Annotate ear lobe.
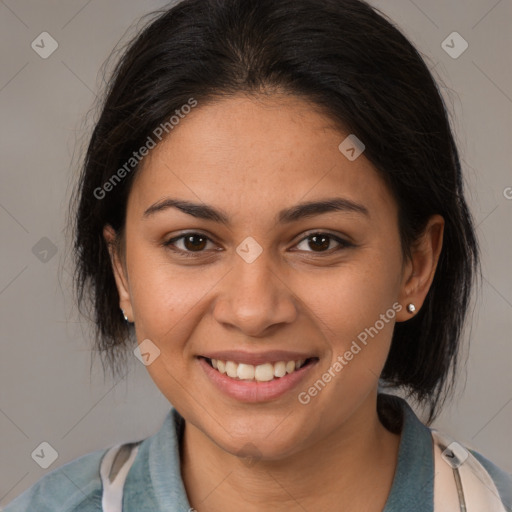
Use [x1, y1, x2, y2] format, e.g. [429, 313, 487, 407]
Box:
[103, 224, 133, 320]
[396, 215, 444, 322]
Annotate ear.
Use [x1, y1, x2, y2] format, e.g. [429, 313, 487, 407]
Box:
[103, 224, 133, 322]
[395, 214, 444, 322]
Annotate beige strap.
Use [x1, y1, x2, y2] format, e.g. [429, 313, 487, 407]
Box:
[431, 429, 507, 512]
[432, 434, 462, 511]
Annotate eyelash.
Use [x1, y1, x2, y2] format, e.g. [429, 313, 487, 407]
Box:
[162, 231, 354, 258]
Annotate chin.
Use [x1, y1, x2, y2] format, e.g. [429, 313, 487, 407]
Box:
[201, 414, 313, 461]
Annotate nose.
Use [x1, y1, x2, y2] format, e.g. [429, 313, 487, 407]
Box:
[212, 251, 298, 338]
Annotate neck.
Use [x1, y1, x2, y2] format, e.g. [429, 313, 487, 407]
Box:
[180, 392, 401, 512]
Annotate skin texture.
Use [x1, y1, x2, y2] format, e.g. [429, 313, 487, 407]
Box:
[104, 93, 444, 511]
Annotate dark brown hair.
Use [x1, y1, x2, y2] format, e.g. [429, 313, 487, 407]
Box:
[70, 0, 480, 422]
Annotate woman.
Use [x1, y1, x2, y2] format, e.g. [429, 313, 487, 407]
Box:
[4, 0, 511, 510]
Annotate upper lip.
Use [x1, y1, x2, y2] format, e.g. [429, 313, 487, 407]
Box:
[199, 350, 317, 366]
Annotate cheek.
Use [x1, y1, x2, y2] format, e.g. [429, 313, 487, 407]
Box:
[295, 246, 403, 372]
[126, 244, 209, 337]
[125, 246, 215, 409]
[289, 263, 401, 429]
[303, 260, 400, 334]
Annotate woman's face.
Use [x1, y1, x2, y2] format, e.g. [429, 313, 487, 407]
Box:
[107, 93, 428, 460]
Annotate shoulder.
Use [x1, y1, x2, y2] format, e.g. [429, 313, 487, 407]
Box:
[380, 394, 511, 509]
[2, 414, 173, 512]
[3, 446, 108, 512]
[468, 447, 512, 508]
[431, 428, 512, 510]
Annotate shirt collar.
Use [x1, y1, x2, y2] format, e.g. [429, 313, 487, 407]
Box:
[122, 408, 190, 511]
[124, 393, 434, 511]
[381, 394, 434, 511]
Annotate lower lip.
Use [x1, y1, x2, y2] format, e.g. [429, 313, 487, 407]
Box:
[198, 357, 317, 403]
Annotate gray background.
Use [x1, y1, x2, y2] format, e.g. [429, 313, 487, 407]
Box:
[1, 0, 511, 505]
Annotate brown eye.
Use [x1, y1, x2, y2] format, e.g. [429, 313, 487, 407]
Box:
[307, 234, 330, 251]
[182, 234, 208, 251]
[295, 232, 353, 253]
[163, 232, 216, 256]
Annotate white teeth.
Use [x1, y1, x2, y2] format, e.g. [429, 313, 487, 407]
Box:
[254, 363, 274, 382]
[274, 361, 286, 378]
[237, 363, 255, 380]
[207, 358, 309, 382]
[216, 360, 226, 374]
[225, 361, 238, 378]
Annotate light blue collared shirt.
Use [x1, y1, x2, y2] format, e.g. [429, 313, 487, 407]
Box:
[4, 394, 511, 511]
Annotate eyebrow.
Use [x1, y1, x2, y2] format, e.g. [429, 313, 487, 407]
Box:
[143, 197, 370, 224]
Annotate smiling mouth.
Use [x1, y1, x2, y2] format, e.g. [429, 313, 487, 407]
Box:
[200, 356, 318, 382]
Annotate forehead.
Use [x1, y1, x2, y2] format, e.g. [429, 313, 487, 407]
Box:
[128, 93, 396, 224]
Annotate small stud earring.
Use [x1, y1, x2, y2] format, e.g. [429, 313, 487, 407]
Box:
[406, 303, 416, 314]
[121, 308, 129, 322]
